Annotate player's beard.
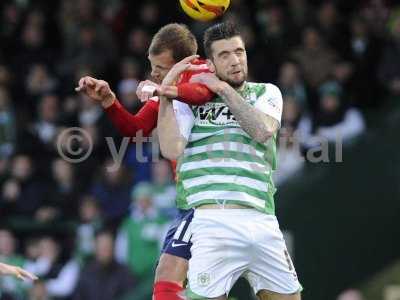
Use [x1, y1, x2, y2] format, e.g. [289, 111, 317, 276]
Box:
[218, 69, 247, 89]
[152, 77, 162, 84]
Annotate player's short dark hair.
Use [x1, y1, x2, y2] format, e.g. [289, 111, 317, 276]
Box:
[149, 23, 198, 62]
[203, 22, 241, 59]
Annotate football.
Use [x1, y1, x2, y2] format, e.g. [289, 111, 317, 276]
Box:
[179, 0, 230, 22]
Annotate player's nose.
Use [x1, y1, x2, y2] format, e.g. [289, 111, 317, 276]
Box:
[230, 55, 240, 66]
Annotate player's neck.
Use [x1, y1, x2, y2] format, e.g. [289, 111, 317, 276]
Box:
[235, 81, 246, 91]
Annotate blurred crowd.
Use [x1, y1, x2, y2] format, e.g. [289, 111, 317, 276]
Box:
[0, 0, 400, 299]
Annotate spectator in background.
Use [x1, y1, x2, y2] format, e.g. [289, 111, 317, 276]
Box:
[29, 281, 51, 300]
[33, 94, 60, 147]
[14, 14, 53, 80]
[378, 9, 400, 104]
[124, 140, 154, 183]
[124, 27, 151, 64]
[116, 57, 141, 112]
[274, 98, 304, 186]
[0, 155, 49, 217]
[257, 5, 287, 46]
[0, 157, 8, 185]
[33, 159, 79, 222]
[0, 86, 15, 158]
[77, 93, 103, 127]
[74, 229, 135, 300]
[22, 64, 58, 121]
[16, 93, 60, 159]
[117, 78, 140, 113]
[337, 289, 364, 300]
[0, 229, 28, 299]
[25, 64, 58, 101]
[281, 95, 304, 133]
[75, 196, 102, 263]
[292, 26, 338, 89]
[30, 237, 63, 279]
[24, 237, 49, 277]
[359, 0, 390, 38]
[26, 236, 80, 300]
[139, 1, 161, 32]
[91, 159, 132, 223]
[0, 2, 23, 56]
[0, 64, 12, 87]
[151, 159, 177, 219]
[286, 0, 312, 38]
[347, 15, 381, 107]
[119, 56, 141, 83]
[15, 94, 61, 168]
[115, 182, 168, 278]
[1, 178, 20, 217]
[255, 4, 289, 80]
[42, 238, 80, 300]
[278, 61, 308, 108]
[61, 22, 116, 78]
[298, 81, 365, 148]
[316, 2, 347, 56]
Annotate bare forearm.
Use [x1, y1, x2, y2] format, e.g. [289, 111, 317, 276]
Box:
[157, 97, 186, 159]
[0, 263, 7, 275]
[217, 84, 278, 143]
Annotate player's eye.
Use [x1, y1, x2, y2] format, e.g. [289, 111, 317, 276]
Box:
[235, 49, 244, 55]
[221, 53, 229, 60]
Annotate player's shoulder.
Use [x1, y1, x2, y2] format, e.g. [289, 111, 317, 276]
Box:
[247, 82, 282, 98]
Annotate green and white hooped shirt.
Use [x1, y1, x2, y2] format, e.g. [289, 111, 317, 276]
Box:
[173, 82, 283, 214]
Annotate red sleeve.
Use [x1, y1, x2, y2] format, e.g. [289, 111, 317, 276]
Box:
[176, 58, 215, 105]
[177, 82, 214, 105]
[170, 160, 177, 182]
[104, 99, 159, 137]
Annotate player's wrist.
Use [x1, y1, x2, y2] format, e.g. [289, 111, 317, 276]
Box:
[215, 81, 230, 95]
[160, 85, 178, 98]
[101, 93, 116, 109]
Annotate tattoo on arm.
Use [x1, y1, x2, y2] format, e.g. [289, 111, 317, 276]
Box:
[218, 85, 278, 143]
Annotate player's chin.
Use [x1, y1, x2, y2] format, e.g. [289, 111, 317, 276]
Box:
[151, 76, 162, 84]
[153, 79, 162, 85]
[227, 77, 245, 88]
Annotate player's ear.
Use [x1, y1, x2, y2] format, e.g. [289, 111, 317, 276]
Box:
[206, 59, 215, 73]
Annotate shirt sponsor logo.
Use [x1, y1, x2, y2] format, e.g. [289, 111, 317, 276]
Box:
[196, 103, 237, 126]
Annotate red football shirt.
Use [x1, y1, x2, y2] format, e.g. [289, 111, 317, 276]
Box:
[104, 58, 213, 175]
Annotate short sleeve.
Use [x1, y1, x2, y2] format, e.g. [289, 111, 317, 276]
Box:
[172, 100, 195, 141]
[254, 83, 283, 124]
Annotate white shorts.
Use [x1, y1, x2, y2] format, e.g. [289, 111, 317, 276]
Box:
[187, 209, 301, 298]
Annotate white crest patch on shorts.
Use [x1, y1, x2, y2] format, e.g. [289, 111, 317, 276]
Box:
[197, 272, 211, 287]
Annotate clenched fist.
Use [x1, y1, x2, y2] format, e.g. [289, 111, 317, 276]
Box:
[76, 76, 116, 108]
[136, 80, 180, 101]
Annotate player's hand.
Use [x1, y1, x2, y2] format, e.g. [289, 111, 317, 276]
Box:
[75, 76, 116, 108]
[189, 73, 226, 94]
[0, 262, 38, 281]
[162, 55, 203, 86]
[136, 80, 160, 102]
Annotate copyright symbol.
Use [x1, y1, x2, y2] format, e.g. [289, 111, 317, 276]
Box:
[56, 127, 93, 163]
